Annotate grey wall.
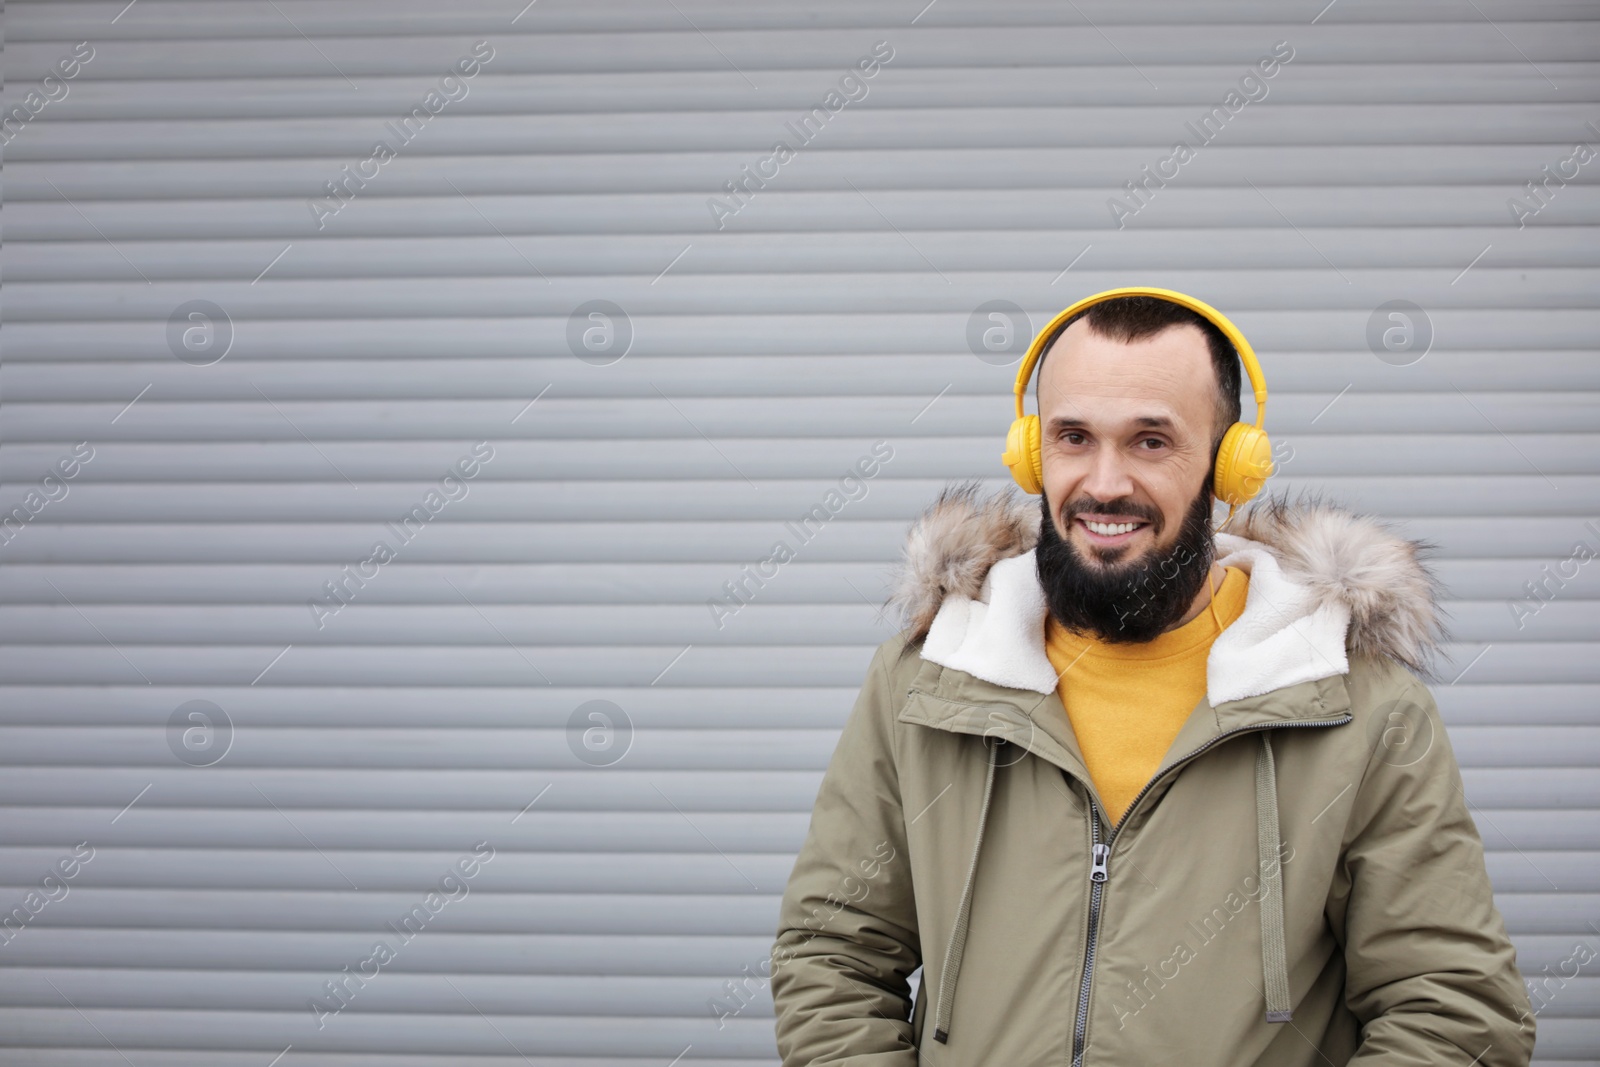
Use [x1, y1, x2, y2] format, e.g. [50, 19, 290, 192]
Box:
[2, 1, 1598, 1063]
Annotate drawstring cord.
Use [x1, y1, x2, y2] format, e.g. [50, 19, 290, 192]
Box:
[931, 733, 1002, 1044]
[927, 720, 1294, 1043]
[1215, 501, 1293, 1022]
[1256, 730, 1294, 1022]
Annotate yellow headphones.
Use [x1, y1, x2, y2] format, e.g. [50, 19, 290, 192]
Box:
[1001, 286, 1274, 510]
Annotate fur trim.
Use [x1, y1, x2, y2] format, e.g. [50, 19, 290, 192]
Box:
[887, 481, 1450, 681]
[1228, 488, 1451, 680]
[885, 482, 1040, 645]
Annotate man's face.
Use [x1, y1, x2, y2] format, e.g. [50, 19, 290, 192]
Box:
[1033, 318, 1221, 642]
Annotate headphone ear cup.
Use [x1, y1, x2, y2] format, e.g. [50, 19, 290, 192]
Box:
[1214, 422, 1274, 506]
[1002, 415, 1044, 494]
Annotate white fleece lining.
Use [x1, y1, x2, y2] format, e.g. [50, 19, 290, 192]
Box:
[920, 532, 1353, 706]
[921, 552, 1054, 694]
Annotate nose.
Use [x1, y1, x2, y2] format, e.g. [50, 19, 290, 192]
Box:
[1078, 441, 1135, 505]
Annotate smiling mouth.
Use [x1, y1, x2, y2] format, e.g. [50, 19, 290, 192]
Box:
[1075, 516, 1151, 546]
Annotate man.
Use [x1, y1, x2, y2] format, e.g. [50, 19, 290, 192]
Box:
[768, 291, 1534, 1065]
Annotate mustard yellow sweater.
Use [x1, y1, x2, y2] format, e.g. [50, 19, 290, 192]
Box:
[1043, 565, 1250, 827]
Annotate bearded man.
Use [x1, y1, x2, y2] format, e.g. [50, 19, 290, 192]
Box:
[768, 290, 1534, 1066]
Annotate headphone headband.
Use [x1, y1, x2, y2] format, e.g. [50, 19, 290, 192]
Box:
[1012, 286, 1268, 429]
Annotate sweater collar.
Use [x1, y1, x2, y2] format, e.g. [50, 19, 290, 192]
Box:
[1043, 562, 1249, 665]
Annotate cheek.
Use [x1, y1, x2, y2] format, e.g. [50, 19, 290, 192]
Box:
[1144, 477, 1207, 536]
[1039, 483, 1073, 536]
[1043, 473, 1084, 526]
[1040, 447, 1086, 492]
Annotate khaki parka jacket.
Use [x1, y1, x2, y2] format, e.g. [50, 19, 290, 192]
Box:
[770, 485, 1534, 1066]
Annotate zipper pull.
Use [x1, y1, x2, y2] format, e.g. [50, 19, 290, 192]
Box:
[1090, 842, 1111, 883]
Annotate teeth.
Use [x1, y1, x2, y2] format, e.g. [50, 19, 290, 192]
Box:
[1084, 520, 1143, 536]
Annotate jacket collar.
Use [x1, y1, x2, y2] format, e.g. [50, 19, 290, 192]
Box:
[900, 648, 1354, 785]
[888, 482, 1450, 708]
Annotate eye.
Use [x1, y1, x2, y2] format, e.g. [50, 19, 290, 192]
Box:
[1138, 437, 1166, 450]
[1061, 431, 1086, 445]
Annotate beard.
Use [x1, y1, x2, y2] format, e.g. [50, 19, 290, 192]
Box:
[1035, 477, 1218, 644]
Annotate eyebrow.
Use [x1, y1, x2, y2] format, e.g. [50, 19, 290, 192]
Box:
[1044, 415, 1177, 432]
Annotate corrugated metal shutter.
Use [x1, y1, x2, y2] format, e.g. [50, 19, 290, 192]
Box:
[2, 1, 1596, 1062]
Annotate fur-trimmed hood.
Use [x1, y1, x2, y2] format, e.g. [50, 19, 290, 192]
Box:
[887, 482, 1451, 704]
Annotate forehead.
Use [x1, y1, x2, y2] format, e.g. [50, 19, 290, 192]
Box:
[1036, 318, 1215, 427]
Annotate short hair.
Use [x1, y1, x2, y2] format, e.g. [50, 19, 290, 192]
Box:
[1033, 295, 1243, 460]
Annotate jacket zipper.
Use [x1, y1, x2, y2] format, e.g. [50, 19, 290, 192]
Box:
[1066, 714, 1351, 1066]
[1070, 808, 1110, 1067]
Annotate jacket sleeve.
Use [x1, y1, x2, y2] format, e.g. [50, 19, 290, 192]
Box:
[769, 637, 922, 1065]
[1330, 670, 1536, 1066]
